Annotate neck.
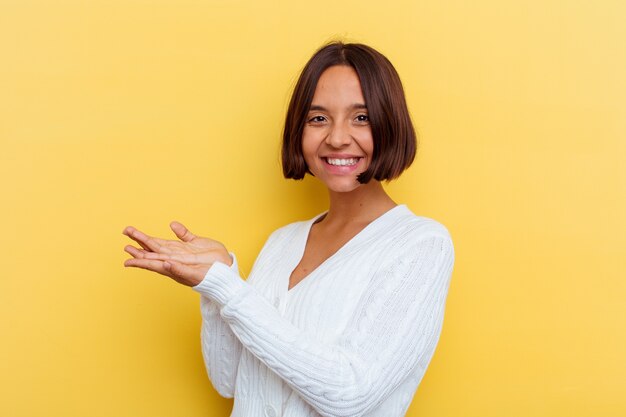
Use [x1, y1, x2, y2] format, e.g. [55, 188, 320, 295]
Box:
[324, 181, 397, 225]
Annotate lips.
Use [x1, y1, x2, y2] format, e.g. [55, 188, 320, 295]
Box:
[324, 157, 360, 166]
[321, 156, 363, 174]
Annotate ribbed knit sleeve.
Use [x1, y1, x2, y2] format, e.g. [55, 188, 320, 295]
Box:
[194, 233, 454, 417]
[196, 253, 243, 398]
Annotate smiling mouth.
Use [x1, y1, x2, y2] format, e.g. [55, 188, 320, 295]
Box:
[323, 157, 361, 166]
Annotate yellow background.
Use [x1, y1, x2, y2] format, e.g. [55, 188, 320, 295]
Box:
[1, 0, 624, 416]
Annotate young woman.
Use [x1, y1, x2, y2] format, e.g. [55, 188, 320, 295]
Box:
[123, 42, 455, 417]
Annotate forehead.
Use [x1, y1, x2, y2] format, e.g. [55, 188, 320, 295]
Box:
[311, 65, 365, 105]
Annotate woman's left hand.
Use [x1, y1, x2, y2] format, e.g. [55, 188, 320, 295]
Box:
[122, 221, 232, 287]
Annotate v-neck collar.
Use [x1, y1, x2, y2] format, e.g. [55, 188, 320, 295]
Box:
[284, 204, 409, 294]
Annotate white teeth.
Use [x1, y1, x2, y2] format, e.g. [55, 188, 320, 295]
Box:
[326, 157, 359, 166]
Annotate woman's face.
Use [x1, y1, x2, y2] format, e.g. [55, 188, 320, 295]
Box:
[302, 65, 374, 193]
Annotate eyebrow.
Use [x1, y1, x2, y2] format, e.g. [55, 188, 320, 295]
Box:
[309, 103, 367, 111]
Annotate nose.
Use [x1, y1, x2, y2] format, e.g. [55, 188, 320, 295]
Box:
[325, 121, 352, 148]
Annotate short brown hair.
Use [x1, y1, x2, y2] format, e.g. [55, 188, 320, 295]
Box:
[282, 42, 417, 183]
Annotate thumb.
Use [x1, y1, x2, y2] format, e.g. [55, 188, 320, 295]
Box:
[170, 221, 196, 242]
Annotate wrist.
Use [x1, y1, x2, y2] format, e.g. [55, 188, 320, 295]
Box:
[223, 253, 233, 267]
[217, 252, 233, 267]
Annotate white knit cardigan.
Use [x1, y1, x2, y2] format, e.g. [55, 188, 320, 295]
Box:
[192, 205, 455, 417]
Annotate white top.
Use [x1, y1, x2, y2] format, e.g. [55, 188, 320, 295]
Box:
[192, 205, 455, 417]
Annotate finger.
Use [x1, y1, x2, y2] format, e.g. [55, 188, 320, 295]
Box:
[124, 258, 170, 276]
[123, 226, 161, 251]
[142, 252, 202, 263]
[124, 245, 149, 259]
[146, 251, 211, 264]
[123, 226, 172, 254]
[140, 250, 205, 264]
[123, 227, 151, 251]
[125, 246, 180, 260]
[170, 221, 197, 242]
[142, 252, 174, 261]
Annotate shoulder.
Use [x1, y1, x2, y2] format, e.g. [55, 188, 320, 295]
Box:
[380, 211, 455, 291]
[377, 206, 455, 268]
[386, 205, 453, 244]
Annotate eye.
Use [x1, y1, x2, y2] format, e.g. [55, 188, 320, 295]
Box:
[355, 114, 369, 123]
[307, 115, 327, 123]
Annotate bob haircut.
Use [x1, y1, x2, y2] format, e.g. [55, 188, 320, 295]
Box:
[282, 41, 417, 184]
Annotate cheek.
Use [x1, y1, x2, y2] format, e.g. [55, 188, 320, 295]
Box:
[356, 132, 375, 158]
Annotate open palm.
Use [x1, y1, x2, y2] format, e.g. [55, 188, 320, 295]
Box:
[123, 221, 231, 287]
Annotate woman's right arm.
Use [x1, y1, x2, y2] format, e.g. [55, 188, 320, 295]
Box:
[200, 293, 242, 398]
[198, 238, 275, 398]
[200, 224, 281, 398]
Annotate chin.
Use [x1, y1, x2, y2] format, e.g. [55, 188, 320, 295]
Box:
[324, 179, 364, 193]
[310, 166, 370, 193]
